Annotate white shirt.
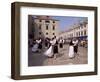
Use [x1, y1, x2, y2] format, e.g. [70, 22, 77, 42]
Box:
[73, 40, 78, 46]
[52, 39, 57, 45]
[36, 39, 41, 44]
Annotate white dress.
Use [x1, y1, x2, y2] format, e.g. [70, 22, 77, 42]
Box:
[32, 44, 38, 52]
[68, 46, 74, 58]
[44, 46, 53, 57]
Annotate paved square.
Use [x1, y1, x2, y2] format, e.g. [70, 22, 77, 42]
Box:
[28, 44, 87, 66]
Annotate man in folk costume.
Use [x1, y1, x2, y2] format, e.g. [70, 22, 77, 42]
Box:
[73, 38, 79, 55]
[52, 36, 59, 59]
[36, 38, 42, 52]
[59, 37, 64, 48]
[58, 37, 64, 55]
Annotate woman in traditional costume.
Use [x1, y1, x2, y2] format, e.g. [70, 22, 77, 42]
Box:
[44, 39, 53, 57]
[32, 40, 38, 52]
[36, 38, 42, 52]
[68, 40, 74, 58]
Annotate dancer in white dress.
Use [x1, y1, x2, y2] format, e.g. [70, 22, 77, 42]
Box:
[68, 40, 74, 58]
[44, 40, 53, 57]
[32, 40, 38, 52]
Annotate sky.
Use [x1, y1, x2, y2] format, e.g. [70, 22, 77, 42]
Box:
[31, 15, 87, 32]
[52, 16, 87, 31]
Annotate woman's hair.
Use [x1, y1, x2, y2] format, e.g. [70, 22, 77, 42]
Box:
[54, 36, 56, 39]
[52, 37, 54, 40]
[69, 40, 73, 45]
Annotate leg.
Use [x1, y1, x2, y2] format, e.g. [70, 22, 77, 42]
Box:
[54, 54, 56, 59]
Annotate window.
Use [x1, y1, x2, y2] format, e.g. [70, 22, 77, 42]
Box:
[53, 21, 55, 23]
[72, 34, 73, 37]
[46, 32, 48, 35]
[84, 30, 86, 36]
[39, 32, 41, 35]
[76, 32, 78, 37]
[46, 25, 48, 30]
[46, 16, 49, 18]
[39, 20, 42, 22]
[39, 25, 41, 29]
[53, 25, 55, 30]
[79, 32, 80, 36]
[45, 20, 50, 23]
[70, 34, 71, 37]
[83, 22, 87, 27]
[81, 31, 83, 36]
[70, 34, 73, 37]
[53, 33, 55, 35]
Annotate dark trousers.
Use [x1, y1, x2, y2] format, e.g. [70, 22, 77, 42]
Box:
[59, 43, 63, 48]
[74, 46, 78, 53]
[53, 45, 58, 54]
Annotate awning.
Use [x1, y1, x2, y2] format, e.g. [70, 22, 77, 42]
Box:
[78, 36, 87, 40]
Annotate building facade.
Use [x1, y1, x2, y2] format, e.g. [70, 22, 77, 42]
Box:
[59, 20, 88, 40]
[28, 16, 59, 39]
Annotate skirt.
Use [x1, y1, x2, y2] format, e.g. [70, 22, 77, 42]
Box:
[32, 44, 38, 52]
[44, 46, 53, 57]
[74, 46, 78, 53]
[68, 46, 74, 58]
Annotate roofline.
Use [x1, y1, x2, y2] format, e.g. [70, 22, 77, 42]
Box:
[33, 18, 59, 21]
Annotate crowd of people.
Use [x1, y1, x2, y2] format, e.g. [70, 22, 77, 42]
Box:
[28, 36, 79, 59]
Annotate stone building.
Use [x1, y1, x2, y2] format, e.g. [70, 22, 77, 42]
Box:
[28, 15, 59, 39]
[59, 19, 88, 40]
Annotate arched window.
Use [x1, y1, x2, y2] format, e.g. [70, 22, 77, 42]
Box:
[46, 25, 48, 30]
[53, 33, 55, 35]
[53, 25, 55, 30]
[84, 30, 86, 36]
[81, 31, 83, 36]
[46, 32, 48, 35]
[39, 32, 41, 35]
[39, 25, 41, 30]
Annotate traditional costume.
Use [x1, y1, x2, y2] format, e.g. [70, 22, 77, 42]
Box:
[59, 39, 64, 48]
[52, 39, 58, 54]
[36, 39, 42, 50]
[73, 40, 78, 53]
[44, 40, 53, 57]
[68, 40, 74, 58]
[32, 43, 38, 52]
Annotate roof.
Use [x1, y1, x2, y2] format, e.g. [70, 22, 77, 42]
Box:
[32, 16, 59, 21]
